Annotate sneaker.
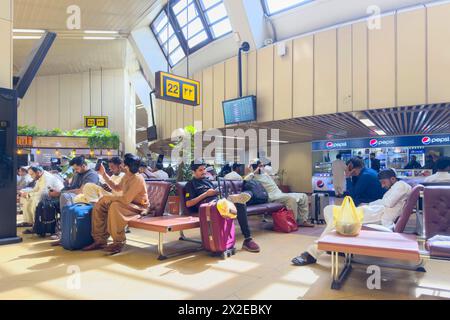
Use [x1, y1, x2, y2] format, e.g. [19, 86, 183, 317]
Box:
[228, 192, 251, 205]
[242, 239, 260, 253]
[298, 221, 315, 228]
[291, 252, 317, 266]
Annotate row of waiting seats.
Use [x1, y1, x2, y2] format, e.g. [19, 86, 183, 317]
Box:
[131, 179, 450, 261]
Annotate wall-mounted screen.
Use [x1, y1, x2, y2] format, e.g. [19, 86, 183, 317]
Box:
[222, 95, 257, 125]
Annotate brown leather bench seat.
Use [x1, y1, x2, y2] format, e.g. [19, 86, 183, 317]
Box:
[128, 181, 202, 260]
[176, 180, 285, 216]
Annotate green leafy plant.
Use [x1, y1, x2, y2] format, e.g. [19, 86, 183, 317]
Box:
[17, 126, 120, 150]
[169, 125, 197, 182]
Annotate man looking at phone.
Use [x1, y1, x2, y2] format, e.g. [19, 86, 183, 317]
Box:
[83, 154, 149, 254]
[184, 161, 261, 253]
[49, 156, 100, 208]
[245, 159, 314, 228]
[74, 157, 125, 203]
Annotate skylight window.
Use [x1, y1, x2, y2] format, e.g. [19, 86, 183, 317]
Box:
[263, 0, 313, 15]
[151, 0, 233, 66]
[151, 9, 186, 67]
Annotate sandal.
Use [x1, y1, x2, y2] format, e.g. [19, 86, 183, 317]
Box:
[291, 252, 317, 266]
[103, 243, 124, 255]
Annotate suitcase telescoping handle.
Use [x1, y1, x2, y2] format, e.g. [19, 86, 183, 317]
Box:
[217, 177, 228, 199]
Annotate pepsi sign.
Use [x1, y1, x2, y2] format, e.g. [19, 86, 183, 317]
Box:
[312, 133, 450, 151]
[421, 136, 431, 145]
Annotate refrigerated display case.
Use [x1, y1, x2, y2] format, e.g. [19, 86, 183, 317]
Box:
[386, 148, 409, 169]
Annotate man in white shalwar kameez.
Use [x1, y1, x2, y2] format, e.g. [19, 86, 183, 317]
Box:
[292, 169, 412, 266]
[331, 154, 347, 197]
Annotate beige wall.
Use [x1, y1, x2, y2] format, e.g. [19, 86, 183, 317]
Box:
[156, 2, 450, 140]
[18, 69, 135, 152]
[0, 0, 12, 89]
[279, 142, 313, 194]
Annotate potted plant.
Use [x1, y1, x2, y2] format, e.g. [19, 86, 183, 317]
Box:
[166, 125, 197, 215]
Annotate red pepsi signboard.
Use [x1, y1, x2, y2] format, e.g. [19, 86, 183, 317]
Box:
[312, 134, 450, 151]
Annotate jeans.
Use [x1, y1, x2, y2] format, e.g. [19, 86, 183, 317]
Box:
[235, 203, 252, 240]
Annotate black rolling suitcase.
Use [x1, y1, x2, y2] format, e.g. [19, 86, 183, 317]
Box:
[33, 196, 58, 237]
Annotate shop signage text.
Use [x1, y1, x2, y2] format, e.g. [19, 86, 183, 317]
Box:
[312, 134, 450, 151]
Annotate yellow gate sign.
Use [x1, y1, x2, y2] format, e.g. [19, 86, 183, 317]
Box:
[84, 116, 108, 128]
[155, 71, 200, 106]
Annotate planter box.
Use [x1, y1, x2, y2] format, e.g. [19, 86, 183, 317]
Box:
[168, 195, 181, 215]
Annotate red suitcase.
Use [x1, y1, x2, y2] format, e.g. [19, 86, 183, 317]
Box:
[198, 178, 236, 258]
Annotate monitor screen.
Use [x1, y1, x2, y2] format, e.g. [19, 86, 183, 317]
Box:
[222, 95, 256, 125]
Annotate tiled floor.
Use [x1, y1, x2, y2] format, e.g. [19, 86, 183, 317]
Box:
[1, 214, 449, 300]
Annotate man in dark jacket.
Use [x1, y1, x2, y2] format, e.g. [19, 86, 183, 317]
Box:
[347, 158, 385, 206]
[404, 155, 422, 169]
[370, 153, 381, 172]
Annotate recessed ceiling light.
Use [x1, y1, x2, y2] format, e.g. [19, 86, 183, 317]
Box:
[83, 36, 116, 40]
[84, 30, 119, 34]
[359, 118, 376, 127]
[13, 35, 42, 40]
[13, 29, 45, 33]
[375, 130, 387, 136]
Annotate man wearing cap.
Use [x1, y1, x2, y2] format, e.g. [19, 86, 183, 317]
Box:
[292, 169, 412, 266]
[245, 159, 314, 228]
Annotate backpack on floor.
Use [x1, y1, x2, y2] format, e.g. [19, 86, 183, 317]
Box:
[33, 196, 58, 237]
[243, 180, 269, 205]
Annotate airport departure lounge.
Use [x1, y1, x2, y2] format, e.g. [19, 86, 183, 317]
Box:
[2, 0, 450, 304]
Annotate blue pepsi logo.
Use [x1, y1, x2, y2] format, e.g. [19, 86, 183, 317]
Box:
[422, 136, 431, 145]
[316, 180, 325, 188]
[369, 139, 378, 147]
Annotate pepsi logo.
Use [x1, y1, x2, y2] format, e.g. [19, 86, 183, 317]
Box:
[326, 142, 334, 149]
[422, 136, 431, 145]
[316, 180, 325, 188]
[369, 139, 378, 147]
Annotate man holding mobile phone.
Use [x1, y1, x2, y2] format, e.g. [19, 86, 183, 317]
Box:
[50, 156, 100, 209]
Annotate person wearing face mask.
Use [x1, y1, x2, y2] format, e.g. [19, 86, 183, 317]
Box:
[292, 169, 411, 266]
[245, 159, 314, 227]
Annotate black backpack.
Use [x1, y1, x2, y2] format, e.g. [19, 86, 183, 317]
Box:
[244, 180, 269, 205]
[33, 196, 58, 237]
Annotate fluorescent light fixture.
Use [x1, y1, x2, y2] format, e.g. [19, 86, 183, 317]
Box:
[268, 140, 289, 144]
[83, 36, 117, 40]
[359, 118, 376, 127]
[84, 30, 119, 34]
[375, 130, 387, 136]
[13, 29, 45, 33]
[13, 35, 42, 40]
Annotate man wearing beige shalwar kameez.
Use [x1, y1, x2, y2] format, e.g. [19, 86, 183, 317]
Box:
[83, 155, 149, 254]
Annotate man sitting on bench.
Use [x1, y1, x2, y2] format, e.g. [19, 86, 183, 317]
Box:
[292, 169, 412, 266]
[185, 161, 261, 253]
[83, 154, 149, 255]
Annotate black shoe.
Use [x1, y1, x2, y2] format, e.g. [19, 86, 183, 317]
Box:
[22, 229, 34, 235]
[17, 222, 33, 228]
[125, 227, 131, 234]
[291, 252, 317, 266]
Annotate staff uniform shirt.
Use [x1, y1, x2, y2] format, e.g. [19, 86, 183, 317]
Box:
[185, 178, 218, 213]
